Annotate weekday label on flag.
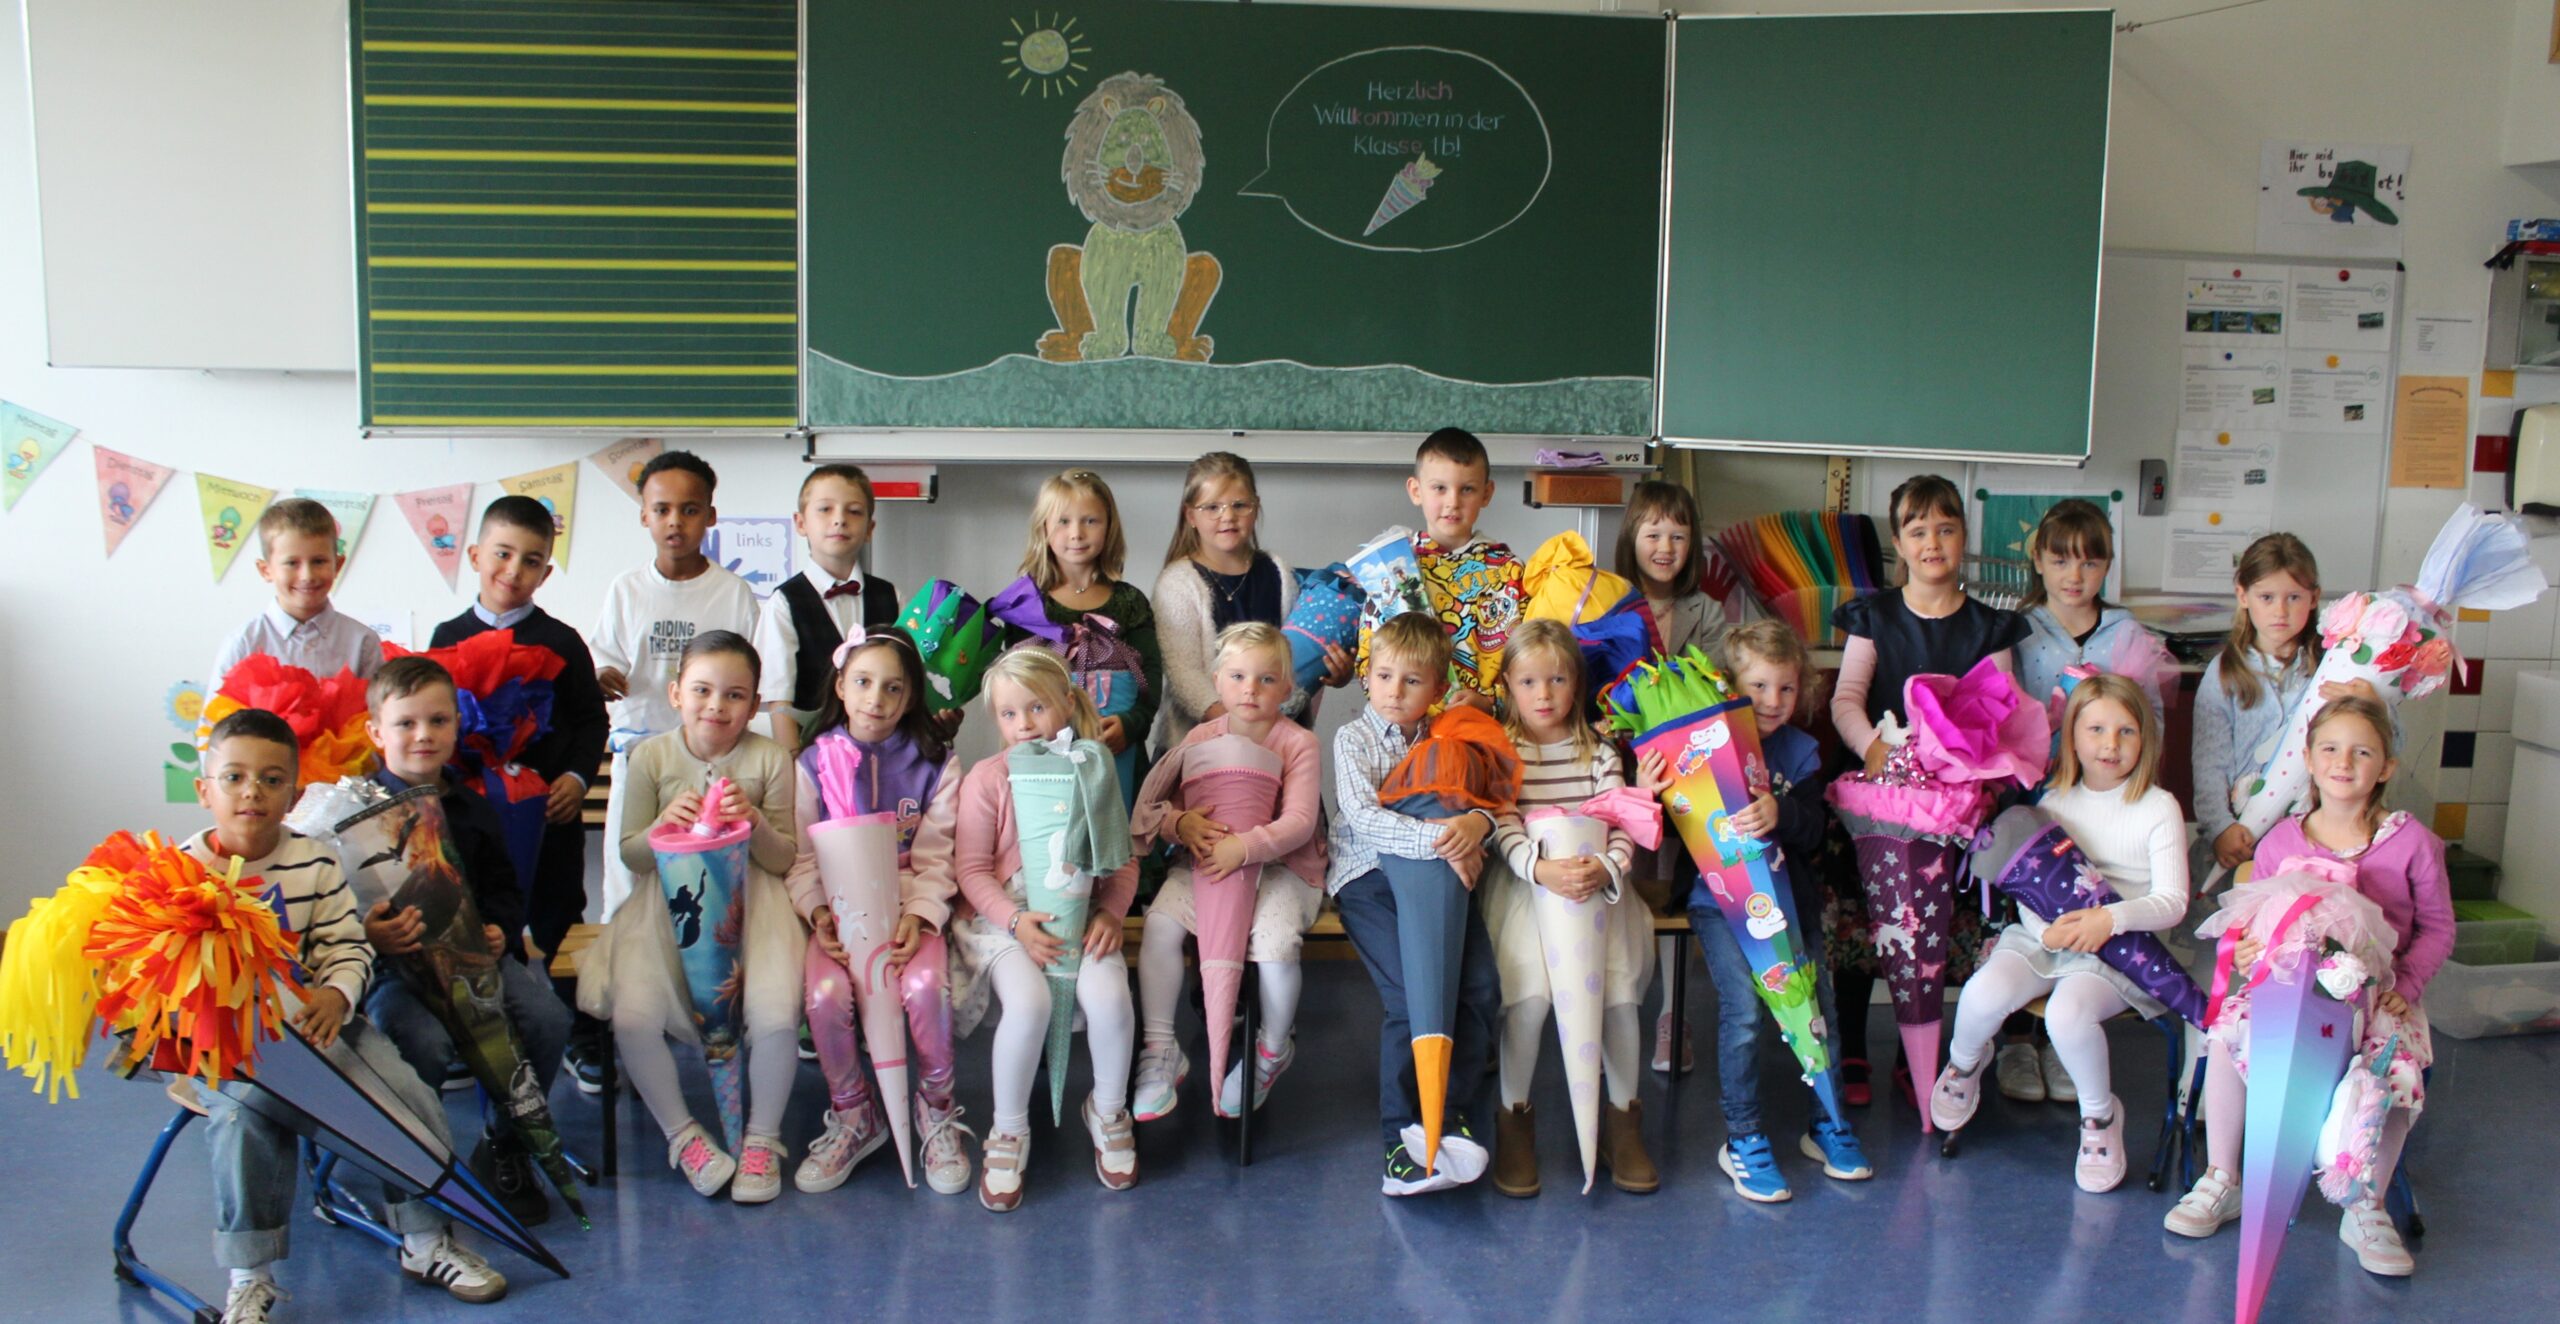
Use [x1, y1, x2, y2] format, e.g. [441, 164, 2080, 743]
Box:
[394, 483, 474, 589]
[94, 446, 175, 556]
[297, 489, 378, 573]
[1, 400, 79, 510]
[586, 437, 662, 505]
[500, 462, 578, 569]
[197, 473, 276, 582]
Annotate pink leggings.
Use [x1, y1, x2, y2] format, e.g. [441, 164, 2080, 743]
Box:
[803, 928, 958, 1118]
[2203, 1037, 2413, 1198]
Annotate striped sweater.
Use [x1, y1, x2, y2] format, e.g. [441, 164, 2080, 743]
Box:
[1493, 737, 1634, 892]
[182, 828, 375, 1009]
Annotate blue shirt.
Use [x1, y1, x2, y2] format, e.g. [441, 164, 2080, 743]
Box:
[2190, 646, 2313, 838]
[472, 600, 537, 630]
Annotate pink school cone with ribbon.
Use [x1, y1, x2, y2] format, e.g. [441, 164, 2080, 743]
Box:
[1174, 734, 1285, 1115]
[1524, 789, 1663, 1193]
[648, 777, 754, 1153]
[809, 797, 918, 1187]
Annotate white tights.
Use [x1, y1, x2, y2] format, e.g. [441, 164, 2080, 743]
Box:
[1948, 951, 2131, 1120]
[1498, 996, 1644, 1109]
[986, 945, 1134, 1138]
[1136, 916, 1301, 1056]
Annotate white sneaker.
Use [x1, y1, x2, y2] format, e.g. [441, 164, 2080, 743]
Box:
[2074, 1097, 2127, 1194]
[979, 1130, 1029, 1212]
[222, 1277, 284, 1324]
[731, 1135, 786, 1204]
[398, 1232, 508, 1304]
[1218, 1036, 1296, 1116]
[1652, 1008, 1694, 1075]
[1996, 1041, 2046, 1103]
[667, 1121, 737, 1198]
[1084, 1096, 1140, 1190]
[794, 1106, 887, 1193]
[1929, 1058, 1985, 1132]
[1400, 1121, 1490, 1186]
[2340, 1200, 2415, 1276]
[1131, 1040, 1188, 1122]
[2164, 1166, 2242, 1238]
[2039, 1040, 2077, 1104]
[918, 1099, 976, 1195]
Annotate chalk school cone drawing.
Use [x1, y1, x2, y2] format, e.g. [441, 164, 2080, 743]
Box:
[1364, 153, 1442, 236]
[811, 810, 916, 1186]
[1609, 650, 1845, 1129]
[648, 777, 754, 1153]
[1007, 732, 1097, 1125]
[290, 780, 589, 1227]
[1177, 734, 1286, 1115]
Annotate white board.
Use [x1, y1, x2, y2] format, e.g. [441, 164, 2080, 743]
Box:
[23, 0, 355, 371]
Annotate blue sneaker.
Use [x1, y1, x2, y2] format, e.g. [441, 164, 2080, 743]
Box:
[1717, 1131, 1791, 1203]
[1800, 1119, 1874, 1181]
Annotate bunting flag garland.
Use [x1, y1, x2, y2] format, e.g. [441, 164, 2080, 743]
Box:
[296, 488, 378, 571]
[93, 447, 175, 556]
[586, 436, 663, 504]
[196, 473, 277, 582]
[395, 483, 475, 589]
[499, 462, 578, 569]
[1, 400, 78, 511]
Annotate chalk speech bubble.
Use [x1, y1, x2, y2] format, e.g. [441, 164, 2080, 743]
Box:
[1240, 46, 1551, 253]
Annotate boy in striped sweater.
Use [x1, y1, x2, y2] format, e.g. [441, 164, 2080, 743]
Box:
[182, 708, 507, 1324]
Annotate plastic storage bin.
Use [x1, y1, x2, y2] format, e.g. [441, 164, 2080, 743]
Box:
[2452, 916, 2545, 967]
[2430, 940, 2560, 1039]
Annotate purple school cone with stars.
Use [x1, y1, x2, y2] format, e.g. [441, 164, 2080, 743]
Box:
[1971, 806, 2209, 1025]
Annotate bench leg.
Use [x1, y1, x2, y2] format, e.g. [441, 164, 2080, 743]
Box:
[602, 1042, 619, 1178]
[1666, 932, 1688, 1096]
[1237, 960, 1258, 1168]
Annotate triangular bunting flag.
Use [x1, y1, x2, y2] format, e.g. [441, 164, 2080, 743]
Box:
[586, 437, 662, 505]
[197, 473, 276, 583]
[94, 446, 175, 556]
[2, 400, 79, 511]
[500, 462, 578, 570]
[394, 483, 473, 590]
[297, 488, 377, 573]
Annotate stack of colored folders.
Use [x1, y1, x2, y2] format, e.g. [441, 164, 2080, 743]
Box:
[1713, 512, 1884, 647]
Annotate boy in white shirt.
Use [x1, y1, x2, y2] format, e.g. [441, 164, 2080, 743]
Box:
[753, 464, 900, 753]
[207, 498, 385, 689]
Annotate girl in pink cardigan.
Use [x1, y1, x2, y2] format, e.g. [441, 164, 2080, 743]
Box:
[1128, 623, 1329, 1123]
[950, 647, 1141, 1211]
[783, 631, 972, 1198]
[2166, 694, 2453, 1279]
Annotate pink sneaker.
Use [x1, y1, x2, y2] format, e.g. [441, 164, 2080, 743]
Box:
[732, 1136, 786, 1204]
[666, 1122, 735, 1198]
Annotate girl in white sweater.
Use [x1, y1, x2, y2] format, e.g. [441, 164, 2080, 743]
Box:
[1928, 674, 2189, 1193]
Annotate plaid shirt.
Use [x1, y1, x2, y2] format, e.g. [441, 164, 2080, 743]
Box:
[1326, 705, 1454, 894]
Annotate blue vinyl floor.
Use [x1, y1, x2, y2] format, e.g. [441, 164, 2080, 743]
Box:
[4, 955, 2554, 1323]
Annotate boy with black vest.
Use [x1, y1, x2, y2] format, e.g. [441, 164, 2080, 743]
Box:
[755, 464, 900, 753]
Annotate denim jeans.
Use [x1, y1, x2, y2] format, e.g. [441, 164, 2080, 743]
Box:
[1335, 868, 1503, 1149]
[1690, 903, 1844, 1138]
[203, 1015, 450, 1269]
[365, 955, 571, 1109]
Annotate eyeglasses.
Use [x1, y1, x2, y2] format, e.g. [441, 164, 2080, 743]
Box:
[1192, 500, 1257, 518]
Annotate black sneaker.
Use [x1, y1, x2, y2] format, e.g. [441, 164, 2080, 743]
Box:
[564, 1040, 608, 1097]
[798, 1020, 818, 1062]
[472, 1136, 550, 1227]
[1382, 1142, 1454, 1197]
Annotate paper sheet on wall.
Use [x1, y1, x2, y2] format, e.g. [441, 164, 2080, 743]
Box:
[2171, 430, 2280, 508]
[701, 517, 795, 596]
[2400, 310, 2483, 375]
[2286, 269, 2398, 352]
[2285, 350, 2389, 435]
[2183, 264, 2291, 346]
[2181, 348, 2287, 429]
[2257, 142, 2407, 260]
[2160, 513, 2272, 594]
[2387, 375, 2470, 489]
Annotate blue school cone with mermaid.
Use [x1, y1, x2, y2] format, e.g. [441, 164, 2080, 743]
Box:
[649, 777, 753, 1154]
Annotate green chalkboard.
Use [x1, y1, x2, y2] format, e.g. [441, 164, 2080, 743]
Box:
[804, 0, 1664, 435]
[1657, 12, 2111, 461]
[351, 0, 798, 431]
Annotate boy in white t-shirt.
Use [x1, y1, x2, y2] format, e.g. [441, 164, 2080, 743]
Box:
[590, 450, 758, 917]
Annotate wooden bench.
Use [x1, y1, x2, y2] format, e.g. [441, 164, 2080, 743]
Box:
[546, 924, 618, 1175]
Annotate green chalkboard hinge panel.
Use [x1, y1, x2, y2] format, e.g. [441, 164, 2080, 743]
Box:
[1657, 11, 2113, 462]
[351, 0, 799, 432]
[804, 0, 1664, 437]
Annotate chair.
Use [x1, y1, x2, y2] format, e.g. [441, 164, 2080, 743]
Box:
[1934, 996, 2190, 1193]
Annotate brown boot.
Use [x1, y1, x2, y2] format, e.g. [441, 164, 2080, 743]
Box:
[1601, 1100, 1660, 1194]
[1493, 1103, 1541, 1198]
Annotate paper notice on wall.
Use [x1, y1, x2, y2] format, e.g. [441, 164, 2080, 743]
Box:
[2172, 430, 2280, 508]
[702, 517, 795, 596]
[2286, 269, 2398, 352]
[2181, 348, 2287, 429]
[2257, 142, 2407, 260]
[2387, 375, 2471, 489]
[2401, 310, 2483, 376]
[2285, 350, 2389, 435]
[2161, 512, 2272, 594]
[2183, 264, 2290, 346]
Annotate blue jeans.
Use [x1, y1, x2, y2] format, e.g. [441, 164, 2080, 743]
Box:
[1335, 868, 1503, 1149]
[1691, 903, 1844, 1138]
[204, 1015, 449, 1269]
[365, 956, 570, 1118]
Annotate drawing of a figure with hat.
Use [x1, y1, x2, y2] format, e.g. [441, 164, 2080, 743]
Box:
[2298, 159, 2399, 226]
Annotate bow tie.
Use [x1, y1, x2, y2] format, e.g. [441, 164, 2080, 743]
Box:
[822, 578, 863, 601]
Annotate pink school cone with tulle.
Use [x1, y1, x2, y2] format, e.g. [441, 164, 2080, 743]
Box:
[1180, 736, 1286, 1111]
[1524, 813, 1612, 1193]
[811, 811, 916, 1186]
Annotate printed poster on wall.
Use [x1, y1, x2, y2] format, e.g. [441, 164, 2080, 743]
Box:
[2257, 142, 2407, 260]
[586, 437, 663, 505]
[2182, 264, 2289, 347]
[2171, 431, 2280, 508]
[196, 473, 276, 582]
[394, 483, 474, 589]
[94, 446, 175, 556]
[1978, 491, 2124, 601]
[1, 400, 79, 511]
[2285, 350, 2389, 436]
[2179, 347, 2286, 430]
[702, 517, 795, 596]
[2286, 267, 2398, 352]
[499, 462, 578, 570]
[2160, 511, 2271, 595]
[297, 489, 378, 572]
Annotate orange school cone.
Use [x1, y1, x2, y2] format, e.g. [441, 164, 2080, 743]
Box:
[1411, 1033, 1454, 1173]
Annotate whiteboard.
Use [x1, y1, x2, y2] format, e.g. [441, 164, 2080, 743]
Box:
[23, 0, 355, 371]
[1965, 249, 2396, 595]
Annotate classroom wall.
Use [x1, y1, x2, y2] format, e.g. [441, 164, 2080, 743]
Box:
[2502, 0, 2560, 166]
